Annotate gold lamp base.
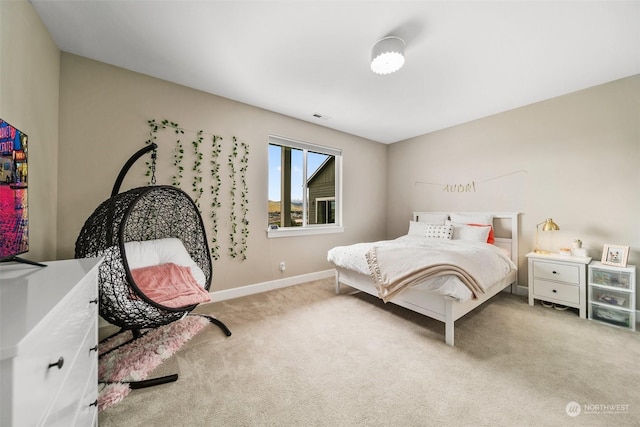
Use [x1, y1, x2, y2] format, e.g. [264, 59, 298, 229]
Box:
[534, 249, 551, 254]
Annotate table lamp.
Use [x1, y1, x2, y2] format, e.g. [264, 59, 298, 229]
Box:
[534, 218, 560, 254]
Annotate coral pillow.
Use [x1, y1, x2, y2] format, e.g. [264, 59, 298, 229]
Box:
[130, 263, 211, 308]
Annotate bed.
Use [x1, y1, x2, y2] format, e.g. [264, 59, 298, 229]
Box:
[328, 212, 519, 346]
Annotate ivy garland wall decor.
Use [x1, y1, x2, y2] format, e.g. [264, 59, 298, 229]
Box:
[191, 130, 204, 207]
[227, 137, 250, 260]
[210, 135, 223, 260]
[144, 119, 250, 261]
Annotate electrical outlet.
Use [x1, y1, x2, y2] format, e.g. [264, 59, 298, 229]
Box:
[279, 261, 286, 271]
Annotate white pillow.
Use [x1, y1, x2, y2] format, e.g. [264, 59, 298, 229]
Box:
[124, 238, 206, 286]
[425, 224, 454, 240]
[451, 223, 491, 242]
[415, 213, 448, 225]
[450, 213, 493, 226]
[407, 220, 430, 236]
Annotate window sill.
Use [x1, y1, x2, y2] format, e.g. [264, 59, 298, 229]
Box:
[267, 225, 344, 238]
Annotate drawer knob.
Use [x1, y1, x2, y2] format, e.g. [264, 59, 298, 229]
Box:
[90, 344, 99, 353]
[552, 289, 557, 293]
[89, 298, 98, 305]
[552, 271, 558, 274]
[89, 399, 98, 408]
[48, 357, 64, 370]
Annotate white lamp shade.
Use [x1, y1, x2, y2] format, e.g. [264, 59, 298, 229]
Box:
[371, 36, 405, 75]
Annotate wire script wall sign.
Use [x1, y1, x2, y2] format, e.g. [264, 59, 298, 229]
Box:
[415, 170, 527, 193]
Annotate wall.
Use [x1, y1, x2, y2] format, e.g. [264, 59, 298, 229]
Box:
[0, 0, 60, 262]
[57, 53, 388, 291]
[7, 0, 638, 307]
[387, 75, 640, 306]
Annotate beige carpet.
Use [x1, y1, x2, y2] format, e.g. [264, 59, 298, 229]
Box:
[99, 278, 640, 426]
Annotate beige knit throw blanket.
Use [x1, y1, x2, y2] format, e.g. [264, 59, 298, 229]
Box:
[365, 246, 486, 303]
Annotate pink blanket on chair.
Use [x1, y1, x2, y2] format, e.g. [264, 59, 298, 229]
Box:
[131, 263, 211, 308]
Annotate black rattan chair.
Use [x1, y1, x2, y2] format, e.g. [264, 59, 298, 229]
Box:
[75, 144, 229, 386]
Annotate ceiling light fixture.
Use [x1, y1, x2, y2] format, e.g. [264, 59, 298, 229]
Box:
[370, 36, 405, 75]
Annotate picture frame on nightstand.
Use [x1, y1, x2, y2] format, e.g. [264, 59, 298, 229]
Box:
[601, 244, 629, 267]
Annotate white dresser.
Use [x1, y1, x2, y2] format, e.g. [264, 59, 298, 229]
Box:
[1, 258, 102, 427]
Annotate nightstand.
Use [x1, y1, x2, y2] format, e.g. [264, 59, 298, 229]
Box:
[526, 252, 592, 318]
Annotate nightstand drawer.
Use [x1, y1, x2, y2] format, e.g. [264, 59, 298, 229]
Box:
[533, 261, 580, 285]
[533, 279, 580, 304]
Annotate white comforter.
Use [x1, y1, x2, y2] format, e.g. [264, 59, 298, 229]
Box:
[327, 235, 516, 302]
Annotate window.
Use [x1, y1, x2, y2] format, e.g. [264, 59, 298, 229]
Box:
[268, 135, 342, 237]
[315, 198, 335, 224]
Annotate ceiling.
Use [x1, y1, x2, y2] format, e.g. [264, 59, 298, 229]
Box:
[31, 1, 640, 144]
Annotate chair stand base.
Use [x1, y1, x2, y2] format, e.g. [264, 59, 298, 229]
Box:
[128, 374, 179, 389]
[98, 328, 149, 359]
[100, 374, 178, 390]
[194, 314, 232, 337]
[98, 315, 231, 390]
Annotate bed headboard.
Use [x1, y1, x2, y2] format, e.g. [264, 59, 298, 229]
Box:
[412, 212, 520, 264]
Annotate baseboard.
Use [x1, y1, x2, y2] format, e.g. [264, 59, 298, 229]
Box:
[210, 269, 336, 302]
[513, 284, 528, 296]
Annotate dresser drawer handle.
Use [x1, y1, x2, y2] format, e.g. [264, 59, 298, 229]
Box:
[89, 298, 98, 304]
[89, 399, 98, 408]
[48, 357, 64, 370]
[552, 271, 558, 274]
[552, 289, 557, 293]
[90, 345, 99, 353]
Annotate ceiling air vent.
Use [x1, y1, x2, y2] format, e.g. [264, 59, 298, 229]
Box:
[312, 113, 331, 121]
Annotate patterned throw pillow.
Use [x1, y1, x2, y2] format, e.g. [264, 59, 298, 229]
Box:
[425, 224, 454, 240]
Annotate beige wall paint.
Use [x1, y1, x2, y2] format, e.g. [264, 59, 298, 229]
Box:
[7, 0, 638, 308]
[57, 53, 387, 291]
[0, 0, 60, 262]
[387, 75, 640, 305]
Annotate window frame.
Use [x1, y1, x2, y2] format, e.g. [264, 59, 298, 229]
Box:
[267, 134, 343, 238]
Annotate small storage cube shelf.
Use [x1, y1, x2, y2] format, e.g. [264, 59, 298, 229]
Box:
[588, 262, 636, 331]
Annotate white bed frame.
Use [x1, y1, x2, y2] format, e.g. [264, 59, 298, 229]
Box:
[335, 212, 520, 346]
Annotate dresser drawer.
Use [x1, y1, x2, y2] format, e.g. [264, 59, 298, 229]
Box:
[44, 317, 98, 426]
[73, 356, 99, 427]
[533, 279, 580, 304]
[1, 258, 101, 427]
[532, 260, 580, 285]
[12, 272, 98, 425]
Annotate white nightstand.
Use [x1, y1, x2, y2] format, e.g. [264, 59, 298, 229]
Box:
[526, 252, 592, 318]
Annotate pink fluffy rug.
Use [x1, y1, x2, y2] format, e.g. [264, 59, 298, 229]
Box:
[98, 315, 210, 412]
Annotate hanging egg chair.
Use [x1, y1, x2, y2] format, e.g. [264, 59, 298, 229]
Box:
[75, 143, 230, 334]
